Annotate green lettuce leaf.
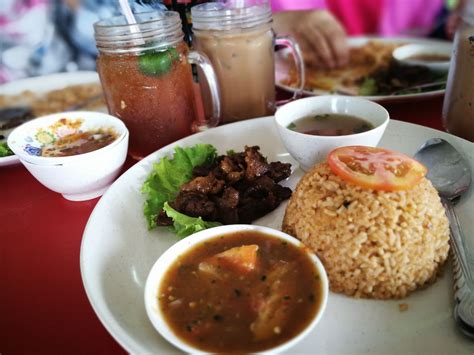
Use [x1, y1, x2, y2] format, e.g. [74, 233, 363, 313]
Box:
[359, 77, 377, 96]
[141, 144, 218, 230]
[0, 142, 13, 157]
[163, 202, 221, 238]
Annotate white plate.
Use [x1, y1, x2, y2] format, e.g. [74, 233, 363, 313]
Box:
[80, 117, 474, 354]
[0, 154, 21, 167]
[276, 36, 452, 103]
[0, 71, 102, 167]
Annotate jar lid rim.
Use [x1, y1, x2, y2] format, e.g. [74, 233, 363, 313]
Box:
[94, 10, 178, 29]
[191, 3, 272, 30]
[94, 11, 183, 54]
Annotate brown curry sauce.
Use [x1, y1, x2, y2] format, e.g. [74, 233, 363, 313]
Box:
[406, 54, 450, 62]
[41, 128, 118, 157]
[158, 231, 323, 353]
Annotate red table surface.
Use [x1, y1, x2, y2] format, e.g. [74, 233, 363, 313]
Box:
[1, 97, 445, 354]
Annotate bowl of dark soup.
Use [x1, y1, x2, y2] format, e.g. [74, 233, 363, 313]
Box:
[144, 224, 329, 354]
[7, 111, 128, 201]
[275, 96, 389, 171]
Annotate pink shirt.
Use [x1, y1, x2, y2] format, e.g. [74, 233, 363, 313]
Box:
[270, 0, 444, 37]
[271, 0, 327, 12]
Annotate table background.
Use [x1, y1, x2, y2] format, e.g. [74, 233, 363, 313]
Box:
[1, 97, 446, 354]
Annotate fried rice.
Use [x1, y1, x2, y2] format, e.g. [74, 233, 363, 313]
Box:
[282, 162, 450, 299]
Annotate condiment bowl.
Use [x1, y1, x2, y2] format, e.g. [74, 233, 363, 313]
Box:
[275, 96, 389, 171]
[392, 43, 452, 72]
[144, 224, 329, 354]
[7, 111, 129, 201]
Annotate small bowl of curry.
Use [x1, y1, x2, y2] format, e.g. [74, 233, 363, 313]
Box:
[144, 224, 329, 354]
[7, 111, 128, 201]
[392, 43, 452, 72]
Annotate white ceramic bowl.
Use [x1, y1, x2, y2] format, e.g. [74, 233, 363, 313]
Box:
[144, 224, 329, 354]
[392, 43, 452, 72]
[7, 111, 129, 201]
[275, 96, 389, 171]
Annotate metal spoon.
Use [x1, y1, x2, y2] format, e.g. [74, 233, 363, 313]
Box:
[414, 138, 473, 338]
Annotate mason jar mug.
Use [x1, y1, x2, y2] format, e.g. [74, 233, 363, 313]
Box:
[95, 11, 220, 159]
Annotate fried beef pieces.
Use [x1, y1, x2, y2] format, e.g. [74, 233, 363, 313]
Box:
[157, 146, 292, 226]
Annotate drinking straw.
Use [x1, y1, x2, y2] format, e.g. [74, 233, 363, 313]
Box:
[118, 0, 143, 40]
[219, 0, 246, 8]
[119, 0, 137, 26]
[222, 0, 262, 8]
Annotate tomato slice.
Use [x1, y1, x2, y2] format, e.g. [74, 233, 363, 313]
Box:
[327, 146, 427, 191]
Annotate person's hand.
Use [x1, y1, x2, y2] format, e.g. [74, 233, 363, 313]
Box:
[445, 0, 466, 39]
[273, 9, 349, 69]
[445, 12, 462, 39]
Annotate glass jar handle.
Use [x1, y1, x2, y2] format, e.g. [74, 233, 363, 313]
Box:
[275, 35, 305, 106]
[187, 50, 221, 130]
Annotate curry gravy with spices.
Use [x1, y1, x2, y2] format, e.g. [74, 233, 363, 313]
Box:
[158, 231, 323, 353]
[41, 128, 118, 157]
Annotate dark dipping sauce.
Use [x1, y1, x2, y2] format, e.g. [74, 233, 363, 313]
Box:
[41, 129, 118, 157]
[158, 231, 323, 353]
[288, 113, 374, 136]
[406, 54, 450, 62]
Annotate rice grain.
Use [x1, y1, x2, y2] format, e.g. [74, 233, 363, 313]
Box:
[282, 162, 450, 299]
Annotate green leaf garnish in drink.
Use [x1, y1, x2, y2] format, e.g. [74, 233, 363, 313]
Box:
[138, 48, 179, 77]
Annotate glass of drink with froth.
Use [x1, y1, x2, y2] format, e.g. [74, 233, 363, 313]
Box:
[191, 0, 304, 124]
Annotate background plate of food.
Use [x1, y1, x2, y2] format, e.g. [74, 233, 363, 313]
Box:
[276, 36, 452, 103]
[0, 71, 105, 166]
[80, 116, 473, 354]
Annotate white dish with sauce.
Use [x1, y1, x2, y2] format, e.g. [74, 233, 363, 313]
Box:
[392, 43, 452, 72]
[80, 117, 474, 354]
[7, 111, 129, 201]
[144, 224, 329, 354]
[275, 96, 389, 171]
[276, 36, 451, 103]
[7, 111, 127, 165]
[0, 71, 104, 167]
